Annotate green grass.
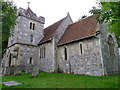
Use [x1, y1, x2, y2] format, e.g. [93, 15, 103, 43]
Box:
[0, 75, 2, 90]
[1, 72, 119, 88]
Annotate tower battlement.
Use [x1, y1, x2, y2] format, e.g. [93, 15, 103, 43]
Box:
[18, 7, 45, 24]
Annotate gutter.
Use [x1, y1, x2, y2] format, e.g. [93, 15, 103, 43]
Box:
[57, 34, 96, 46]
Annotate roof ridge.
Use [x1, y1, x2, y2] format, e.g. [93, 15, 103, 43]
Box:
[38, 17, 65, 45]
[70, 15, 95, 26]
[58, 15, 97, 45]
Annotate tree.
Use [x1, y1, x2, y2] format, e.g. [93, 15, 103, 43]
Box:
[1, 1, 17, 56]
[89, 2, 120, 47]
[81, 15, 87, 19]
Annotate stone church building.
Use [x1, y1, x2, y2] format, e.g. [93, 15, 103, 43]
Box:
[2, 7, 119, 76]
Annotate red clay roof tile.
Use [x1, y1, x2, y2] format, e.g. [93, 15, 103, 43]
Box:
[58, 15, 98, 45]
[38, 18, 65, 44]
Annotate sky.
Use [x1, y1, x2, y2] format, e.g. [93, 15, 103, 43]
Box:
[11, 0, 99, 28]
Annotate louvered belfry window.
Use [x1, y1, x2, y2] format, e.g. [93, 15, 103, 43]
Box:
[30, 22, 35, 30]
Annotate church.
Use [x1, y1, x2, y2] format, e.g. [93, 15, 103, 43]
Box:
[2, 6, 119, 76]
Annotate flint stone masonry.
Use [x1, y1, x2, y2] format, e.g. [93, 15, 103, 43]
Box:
[39, 42, 55, 72]
[32, 66, 39, 77]
[8, 16, 44, 46]
[54, 13, 73, 44]
[4, 44, 39, 71]
[100, 24, 119, 75]
[4, 67, 10, 76]
[58, 37, 104, 76]
[25, 65, 32, 74]
[14, 65, 21, 75]
[9, 66, 15, 75]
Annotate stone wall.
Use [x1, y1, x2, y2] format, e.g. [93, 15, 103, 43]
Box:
[4, 44, 39, 72]
[54, 14, 73, 72]
[100, 24, 119, 75]
[54, 13, 73, 44]
[8, 15, 44, 47]
[58, 37, 104, 76]
[39, 41, 55, 72]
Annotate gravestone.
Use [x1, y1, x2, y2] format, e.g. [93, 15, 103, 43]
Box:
[14, 65, 21, 75]
[32, 66, 39, 77]
[3, 81, 22, 86]
[20, 65, 25, 72]
[25, 65, 32, 74]
[10, 66, 15, 75]
[4, 67, 10, 76]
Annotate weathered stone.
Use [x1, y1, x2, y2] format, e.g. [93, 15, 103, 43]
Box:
[9, 66, 15, 75]
[32, 66, 39, 77]
[4, 67, 10, 76]
[19, 65, 25, 72]
[14, 65, 21, 75]
[25, 65, 32, 74]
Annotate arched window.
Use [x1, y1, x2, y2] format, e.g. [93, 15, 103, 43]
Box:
[41, 47, 44, 58]
[30, 57, 32, 64]
[40, 47, 46, 59]
[64, 47, 67, 60]
[40, 48, 41, 59]
[30, 35, 33, 42]
[33, 23, 35, 30]
[30, 22, 32, 29]
[108, 35, 115, 56]
[43, 47, 46, 58]
[79, 43, 83, 54]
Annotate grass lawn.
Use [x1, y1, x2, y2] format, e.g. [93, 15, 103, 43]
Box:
[1, 72, 119, 88]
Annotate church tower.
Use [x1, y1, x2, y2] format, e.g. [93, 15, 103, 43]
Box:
[8, 4, 45, 46]
[2, 4, 45, 74]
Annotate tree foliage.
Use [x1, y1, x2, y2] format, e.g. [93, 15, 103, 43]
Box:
[81, 15, 87, 19]
[89, 2, 120, 47]
[1, 1, 17, 55]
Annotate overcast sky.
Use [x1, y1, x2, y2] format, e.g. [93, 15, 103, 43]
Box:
[12, 0, 98, 28]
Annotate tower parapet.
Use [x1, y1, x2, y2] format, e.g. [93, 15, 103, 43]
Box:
[18, 7, 45, 24]
[7, 7, 45, 47]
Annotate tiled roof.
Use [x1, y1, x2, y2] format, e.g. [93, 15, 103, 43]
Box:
[38, 18, 65, 44]
[58, 15, 98, 45]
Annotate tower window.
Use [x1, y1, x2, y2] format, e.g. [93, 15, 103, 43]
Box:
[33, 23, 35, 30]
[80, 43, 83, 54]
[30, 35, 33, 42]
[30, 22, 32, 29]
[30, 57, 32, 64]
[30, 22, 35, 30]
[64, 47, 67, 60]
